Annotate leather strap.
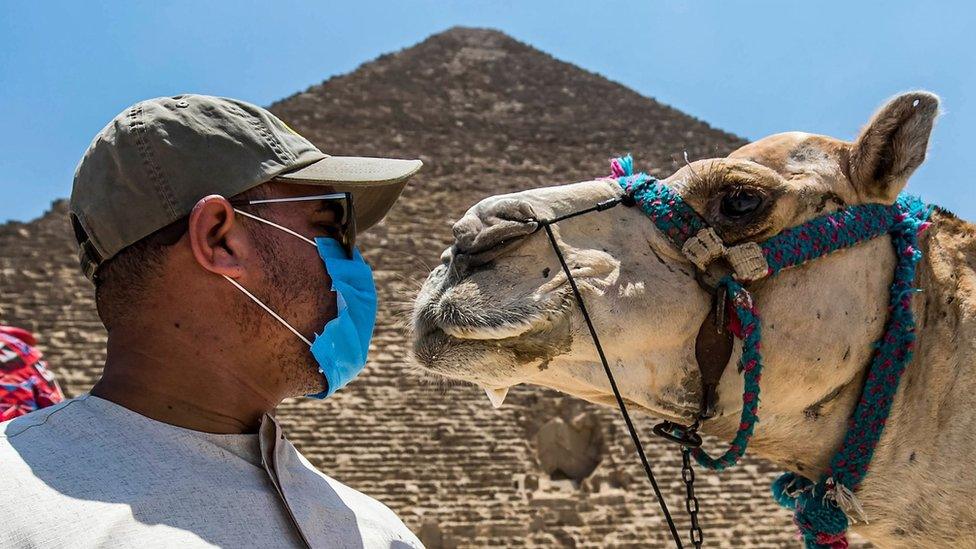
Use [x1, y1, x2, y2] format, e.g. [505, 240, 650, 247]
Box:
[693, 288, 734, 419]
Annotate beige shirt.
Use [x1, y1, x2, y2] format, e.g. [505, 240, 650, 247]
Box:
[0, 394, 423, 548]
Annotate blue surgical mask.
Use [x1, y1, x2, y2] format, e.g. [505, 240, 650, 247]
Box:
[306, 238, 377, 398]
[223, 209, 378, 398]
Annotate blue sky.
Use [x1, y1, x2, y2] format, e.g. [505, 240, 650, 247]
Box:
[1, 1, 973, 222]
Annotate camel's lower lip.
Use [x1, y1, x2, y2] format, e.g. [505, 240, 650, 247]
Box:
[440, 318, 538, 341]
[432, 287, 574, 343]
[414, 323, 557, 364]
[411, 309, 573, 386]
[414, 324, 701, 424]
[411, 326, 519, 384]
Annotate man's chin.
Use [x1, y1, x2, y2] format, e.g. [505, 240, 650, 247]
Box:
[300, 381, 329, 399]
[299, 363, 329, 398]
[272, 353, 330, 400]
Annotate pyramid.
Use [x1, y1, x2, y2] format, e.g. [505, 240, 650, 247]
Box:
[0, 27, 866, 547]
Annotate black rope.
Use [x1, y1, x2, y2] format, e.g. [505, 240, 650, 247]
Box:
[540, 219, 685, 549]
[544, 197, 625, 225]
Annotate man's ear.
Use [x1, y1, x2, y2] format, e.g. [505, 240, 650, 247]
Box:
[188, 195, 248, 278]
[849, 91, 940, 203]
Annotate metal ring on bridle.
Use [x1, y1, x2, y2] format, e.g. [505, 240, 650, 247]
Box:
[653, 421, 703, 448]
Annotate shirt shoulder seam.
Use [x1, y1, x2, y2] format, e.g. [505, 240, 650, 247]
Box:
[2, 397, 87, 440]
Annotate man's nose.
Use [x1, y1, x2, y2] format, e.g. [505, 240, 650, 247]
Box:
[447, 198, 539, 270]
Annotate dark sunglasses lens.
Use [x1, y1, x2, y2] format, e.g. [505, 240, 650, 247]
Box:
[321, 200, 347, 225]
[344, 195, 356, 258]
[323, 195, 355, 258]
[342, 231, 355, 258]
[346, 193, 357, 258]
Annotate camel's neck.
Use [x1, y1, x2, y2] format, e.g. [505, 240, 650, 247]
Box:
[710, 209, 976, 547]
[851, 211, 976, 545]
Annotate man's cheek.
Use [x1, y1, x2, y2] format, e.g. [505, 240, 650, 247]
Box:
[310, 264, 338, 324]
[322, 289, 339, 323]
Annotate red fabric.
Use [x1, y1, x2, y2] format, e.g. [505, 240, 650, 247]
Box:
[726, 299, 744, 338]
[0, 326, 65, 421]
[0, 326, 36, 346]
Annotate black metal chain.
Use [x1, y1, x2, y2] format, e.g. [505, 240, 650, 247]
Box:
[682, 446, 704, 548]
[653, 418, 705, 548]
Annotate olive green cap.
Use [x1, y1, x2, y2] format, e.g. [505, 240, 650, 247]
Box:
[69, 94, 422, 281]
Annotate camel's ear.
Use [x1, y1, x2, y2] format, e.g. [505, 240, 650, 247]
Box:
[849, 91, 940, 203]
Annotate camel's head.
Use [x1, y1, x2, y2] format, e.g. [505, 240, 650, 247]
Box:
[412, 92, 939, 425]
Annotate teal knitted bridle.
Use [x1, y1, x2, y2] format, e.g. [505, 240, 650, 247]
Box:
[538, 155, 933, 549]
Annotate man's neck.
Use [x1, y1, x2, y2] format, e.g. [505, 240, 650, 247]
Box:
[91, 328, 280, 434]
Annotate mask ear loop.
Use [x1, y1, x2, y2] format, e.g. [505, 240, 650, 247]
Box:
[222, 275, 312, 347]
[220, 208, 317, 347]
[233, 208, 316, 247]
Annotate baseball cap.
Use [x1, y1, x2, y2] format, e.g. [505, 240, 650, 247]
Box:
[69, 94, 422, 280]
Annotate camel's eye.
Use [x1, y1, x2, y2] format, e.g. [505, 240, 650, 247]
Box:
[720, 188, 764, 218]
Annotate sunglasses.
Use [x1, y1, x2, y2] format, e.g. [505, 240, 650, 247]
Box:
[229, 192, 356, 258]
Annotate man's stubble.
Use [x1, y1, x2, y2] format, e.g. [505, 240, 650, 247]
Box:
[235, 222, 336, 398]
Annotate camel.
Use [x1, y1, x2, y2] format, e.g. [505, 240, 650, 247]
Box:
[411, 91, 976, 548]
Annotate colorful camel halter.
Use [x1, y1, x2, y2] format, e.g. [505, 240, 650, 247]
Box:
[537, 155, 932, 549]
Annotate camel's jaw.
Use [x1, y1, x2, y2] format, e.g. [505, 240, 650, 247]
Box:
[411, 262, 575, 388]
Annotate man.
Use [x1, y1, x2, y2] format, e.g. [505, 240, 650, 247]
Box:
[0, 95, 425, 548]
[0, 325, 65, 421]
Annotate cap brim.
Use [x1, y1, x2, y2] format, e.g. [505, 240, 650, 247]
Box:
[277, 155, 422, 185]
[276, 156, 422, 233]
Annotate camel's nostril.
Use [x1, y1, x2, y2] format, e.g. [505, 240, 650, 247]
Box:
[452, 220, 537, 257]
[452, 215, 484, 253]
[446, 226, 538, 277]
